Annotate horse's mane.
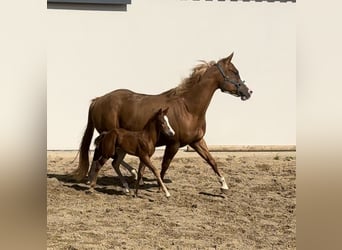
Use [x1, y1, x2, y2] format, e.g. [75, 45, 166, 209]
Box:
[162, 60, 216, 97]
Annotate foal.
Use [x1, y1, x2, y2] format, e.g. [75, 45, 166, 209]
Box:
[87, 108, 175, 197]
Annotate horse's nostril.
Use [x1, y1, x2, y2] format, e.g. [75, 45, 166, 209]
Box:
[249, 90, 253, 94]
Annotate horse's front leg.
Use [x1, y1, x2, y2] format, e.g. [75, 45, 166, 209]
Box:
[111, 150, 130, 193]
[189, 138, 229, 191]
[160, 143, 180, 180]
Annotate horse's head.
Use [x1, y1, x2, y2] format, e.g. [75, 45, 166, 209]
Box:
[156, 107, 175, 137]
[216, 53, 253, 101]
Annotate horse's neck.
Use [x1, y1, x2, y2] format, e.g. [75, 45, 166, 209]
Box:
[142, 120, 159, 145]
[182, 79, 218, 117]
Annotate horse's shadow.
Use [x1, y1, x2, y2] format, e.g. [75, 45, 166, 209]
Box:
[198, 191, 226, 199]
[47, 173, 76, 184]
[47, 173, 171, 196]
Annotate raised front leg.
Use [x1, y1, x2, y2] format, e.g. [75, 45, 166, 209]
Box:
[160, 143, 180, 180]
[189, 138, 229, 190]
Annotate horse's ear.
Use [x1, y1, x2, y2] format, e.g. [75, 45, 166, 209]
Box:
[224, 52, 234, 64]
[158, 108, 163, 115]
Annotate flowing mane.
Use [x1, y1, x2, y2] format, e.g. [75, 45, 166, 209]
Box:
[163, 60, 216, 97]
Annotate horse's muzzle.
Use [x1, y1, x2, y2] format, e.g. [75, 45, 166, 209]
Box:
[167, 131, 175, 137]
[241, 90, 253, 101]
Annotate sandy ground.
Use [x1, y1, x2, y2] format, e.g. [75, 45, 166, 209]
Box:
[47, 149, 296, 249]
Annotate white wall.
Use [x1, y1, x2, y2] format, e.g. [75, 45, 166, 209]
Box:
[47, 0, 295, 150]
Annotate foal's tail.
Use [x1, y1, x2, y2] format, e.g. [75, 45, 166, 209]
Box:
[94, 132, 107, 148]
[72, 101, 96, 181]
[94, 131, 116, 158]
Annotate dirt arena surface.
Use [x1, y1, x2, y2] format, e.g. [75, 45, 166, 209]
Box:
[47, 149, 296, 250]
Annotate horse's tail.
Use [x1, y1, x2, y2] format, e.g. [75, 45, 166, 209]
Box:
[70, 150, 79, 164]
[72, 100, 96, 181]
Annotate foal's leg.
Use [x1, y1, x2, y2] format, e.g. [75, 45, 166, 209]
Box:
[190, 138, 229, 190]
[134, 161, 146, 197]
[140, 155, 170, 198]
[121, 160, 138, 180]
[111, 151, 130, 193]
[88, 156, 108, 188]
[87, 148, 102, 187]
[160, 143, 180, 180]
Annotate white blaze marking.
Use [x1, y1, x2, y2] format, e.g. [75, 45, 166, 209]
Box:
[163, 115, 175, 136]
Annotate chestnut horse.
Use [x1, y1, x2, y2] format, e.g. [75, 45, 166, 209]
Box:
[73, 53, 252, 192]
[87, 108, 175, 197]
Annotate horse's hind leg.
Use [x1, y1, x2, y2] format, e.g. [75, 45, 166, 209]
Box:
[121, 160, 138, 181]
[87, 148, 102, 187]
[88, 161, 101, 187]
[190, 138, 229, 191]
[111, 151, 130, 193]
[134, 162, 146, 197]
[88, 156, 108, 188]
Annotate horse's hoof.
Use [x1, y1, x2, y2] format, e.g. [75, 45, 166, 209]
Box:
[220, 187, 229, 194]
[85, 188, 94, 194]
[131, 170, 138, 180]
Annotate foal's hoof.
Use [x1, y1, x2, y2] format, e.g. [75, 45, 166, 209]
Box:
[86, 180, 96, 187]
[220, 187, 229, 194]
[131, 169, 138, 180]
[85, 188, 95, 194]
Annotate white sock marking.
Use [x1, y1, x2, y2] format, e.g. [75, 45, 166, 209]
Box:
[219, 176, 229, 190]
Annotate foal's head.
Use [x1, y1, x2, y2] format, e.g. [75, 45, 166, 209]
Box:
[215, 52, 253, 101]
[155, 107, 175, 137]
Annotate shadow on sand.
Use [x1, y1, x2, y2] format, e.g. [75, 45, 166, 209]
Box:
[47, 173, 172, 196]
